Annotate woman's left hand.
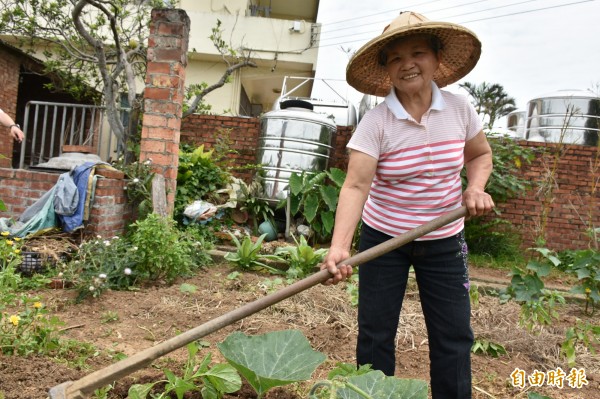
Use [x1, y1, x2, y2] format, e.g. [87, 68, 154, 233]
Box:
[462, 187, 494, 217]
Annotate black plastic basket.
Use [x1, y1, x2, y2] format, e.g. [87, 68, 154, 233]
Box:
[18, 252, 51, 275]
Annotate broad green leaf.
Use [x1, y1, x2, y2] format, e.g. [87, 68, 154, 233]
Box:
[526, 260, 551, 277]
[127, 382, 156, 399]
[306, 172, 326, 192]
[572, 258, 592, 269]
[289, 173, 303, 196]
[530, 248, 561, 266]
[326, 167, 346, 187]
[201, 383, 219, 399]
[337, 370, 428, 399]
[528, 392, 553, 399]
[0, 199, 6, 212]
[164, 369, 197, 399]
[321, 211, 335, 235]
[290, 194, 301, 216]
[304, 193, 319, 223]
[180, 283, 197, 293]
[576, 268, 591, 279]
[217, 330, 326, 398]
[320, 185, 339, 211]
[202, 363, 242, 394]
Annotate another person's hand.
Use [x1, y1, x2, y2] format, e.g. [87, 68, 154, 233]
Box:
[320, 245, 352, 285]
[462, 187, 494, 217]
[9, 125, 24, 143]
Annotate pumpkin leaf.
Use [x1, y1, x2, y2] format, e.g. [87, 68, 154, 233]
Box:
[217, 330, 326, 398]
[337, 370, 429, 399]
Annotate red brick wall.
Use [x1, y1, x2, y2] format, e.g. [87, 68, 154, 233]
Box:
[180, 115, 260, 182]
[0, 47, 21, 167]
[180, 115, 598, 251]
[0, 168, 131, 238]
[180, 114, 355, 183]
[493, 141, 599, 251]
[140, 9, 190, 215]
[85, 176, 133, 237]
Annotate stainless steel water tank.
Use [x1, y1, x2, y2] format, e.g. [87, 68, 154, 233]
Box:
[525, 90, 600, 146]
[257, 100, 336, 204]
[506, 110, 526, 139]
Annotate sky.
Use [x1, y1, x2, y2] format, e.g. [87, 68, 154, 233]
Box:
[312, 0, 600, 128]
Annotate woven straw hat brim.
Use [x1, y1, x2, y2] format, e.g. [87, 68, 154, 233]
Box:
[346, 21, 481, 97]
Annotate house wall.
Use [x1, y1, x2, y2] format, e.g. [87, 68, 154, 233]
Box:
[0, 168, 132, 238]
[183, 4, 320, 114]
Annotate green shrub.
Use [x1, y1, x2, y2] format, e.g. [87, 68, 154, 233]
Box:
[62, 235, 138, 301]
[473, 132, 536, 204]
[275, 235, 328, 279]
[278, 168, 346, 243]
[175, 144, 231, 222]
[465, 218, 523, 260]
[0, 232, 23, 270]
[112, 157, 155, 220]
[0, 293, 64, 356]
[129, 213, 199, 283]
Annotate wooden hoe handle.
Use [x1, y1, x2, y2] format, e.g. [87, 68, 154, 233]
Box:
[48, 206, 468, 398]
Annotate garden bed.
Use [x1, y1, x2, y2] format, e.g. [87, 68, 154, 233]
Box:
[0, 259, 598, 399]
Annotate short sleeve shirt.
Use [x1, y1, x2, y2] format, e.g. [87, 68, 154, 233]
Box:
[347, 83, 483, 240]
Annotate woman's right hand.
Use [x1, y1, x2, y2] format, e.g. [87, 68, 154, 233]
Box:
[320, 245, 352, 285]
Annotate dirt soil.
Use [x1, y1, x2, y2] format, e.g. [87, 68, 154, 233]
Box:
[0, 256, 598, 399]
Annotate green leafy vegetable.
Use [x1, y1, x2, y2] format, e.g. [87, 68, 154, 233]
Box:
[217, 330, 326, 398]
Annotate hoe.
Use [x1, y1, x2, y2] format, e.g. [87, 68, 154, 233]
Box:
[49, 206, 468, 399]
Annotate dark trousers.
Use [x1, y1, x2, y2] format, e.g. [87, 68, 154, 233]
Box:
[357, 223, 473, 399]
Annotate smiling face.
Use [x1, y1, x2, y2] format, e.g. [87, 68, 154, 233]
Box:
[380, 34, 441, 100]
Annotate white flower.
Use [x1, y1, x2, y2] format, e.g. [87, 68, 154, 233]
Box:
[89, 286, 95, 291]
[133, 178, 139, 183]
[96, 235, 102, 239]
[130, 246, 138, 251]
[103, 240, 111, 246]
[58, 272, 64, 277]
[112, 236, 119, 240]
[124, 268, 132, 275]
[99, 273, 107, 279]
[124, 186, 128, 190]
[144, 159, 151, 165]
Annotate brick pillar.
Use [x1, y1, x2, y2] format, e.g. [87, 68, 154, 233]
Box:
[140, 8, 189, 215]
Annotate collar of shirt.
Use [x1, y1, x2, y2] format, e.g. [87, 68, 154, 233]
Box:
[384, 81, 446, 120]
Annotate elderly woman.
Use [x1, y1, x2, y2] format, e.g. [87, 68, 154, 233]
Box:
[322, 12, 494, 398]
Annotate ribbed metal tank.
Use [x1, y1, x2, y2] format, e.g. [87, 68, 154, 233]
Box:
[506, 110, 526, 139]
[525, 89, 600, 146]
[257, 100, 337, 204]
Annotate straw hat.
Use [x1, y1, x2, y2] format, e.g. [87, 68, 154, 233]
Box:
[346, 11, 481, 96]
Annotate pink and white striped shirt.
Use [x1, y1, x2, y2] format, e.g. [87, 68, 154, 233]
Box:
[347, 83, 483, 240]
